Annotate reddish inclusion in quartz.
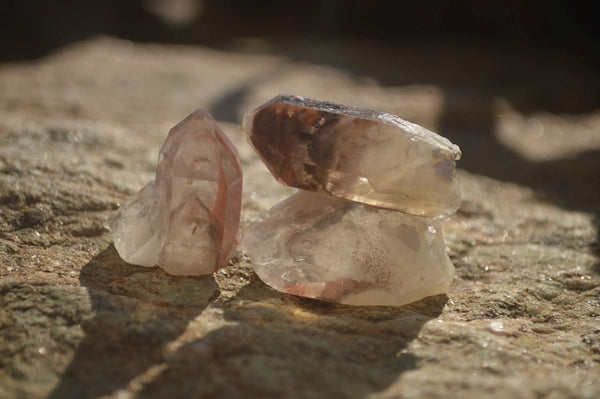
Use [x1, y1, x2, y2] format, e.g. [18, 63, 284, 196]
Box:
[108, 110, 242, 275]
[241, 95, 460, 306]
[243, 94, 461, 218]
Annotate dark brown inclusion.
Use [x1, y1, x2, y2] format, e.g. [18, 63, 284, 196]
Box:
[249, 100, 341, 191]
[244, 94, 461, 218]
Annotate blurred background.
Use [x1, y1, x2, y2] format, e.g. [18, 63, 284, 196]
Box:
[3, 0, 600, 61]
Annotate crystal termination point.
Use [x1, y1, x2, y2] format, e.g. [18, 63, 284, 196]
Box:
[108, 110, 243, 276]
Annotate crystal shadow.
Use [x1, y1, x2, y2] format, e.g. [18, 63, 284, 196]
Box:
[47, 246, 217, 399]
[135, 275, 447, 399]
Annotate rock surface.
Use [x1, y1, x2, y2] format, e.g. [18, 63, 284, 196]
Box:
[1, 37, 599, 399]
[107, 109, 243, 275]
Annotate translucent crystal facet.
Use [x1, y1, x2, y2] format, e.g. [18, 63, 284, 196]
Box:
[108, 110, 243, 275]
[242, 95, 461, 306]
[243, 94, 461, 218]
[243, 191, 455, 307]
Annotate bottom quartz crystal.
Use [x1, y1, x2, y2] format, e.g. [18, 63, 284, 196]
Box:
[243, 191, 454, 306]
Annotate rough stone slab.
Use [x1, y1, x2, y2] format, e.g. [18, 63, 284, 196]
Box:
[1, 37, 599, 399]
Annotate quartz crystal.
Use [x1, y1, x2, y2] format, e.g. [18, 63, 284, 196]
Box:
[107, 110, 242, 275]
[243, 191, 455, 307]
[243, 94, 461, 218]
[243, 95, 461, 306]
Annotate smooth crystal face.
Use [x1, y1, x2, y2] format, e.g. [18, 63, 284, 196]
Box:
[243, 191, 455, 307]
[108, 110, 243, 275]
[243, 94, 461, 218]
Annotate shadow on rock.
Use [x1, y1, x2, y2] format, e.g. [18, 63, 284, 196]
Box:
[137, 277, 446, 399]
[48, 245, 218, 399]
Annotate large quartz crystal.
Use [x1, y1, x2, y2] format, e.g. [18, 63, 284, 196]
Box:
[243, 94, 461, 218]
[107, 110, 243, 275]
[243, 95, 460, 306]
[243, 191, 454, 307]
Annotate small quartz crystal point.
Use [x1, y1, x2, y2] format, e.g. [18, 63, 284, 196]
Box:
[107, 110, 243, 276]
[243, 94, 461, 218]
[243, 191, 455, 307]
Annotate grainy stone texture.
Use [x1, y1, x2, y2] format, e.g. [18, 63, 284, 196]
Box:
[1, 37, 599, 399]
